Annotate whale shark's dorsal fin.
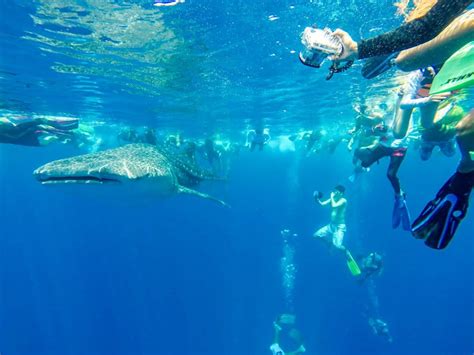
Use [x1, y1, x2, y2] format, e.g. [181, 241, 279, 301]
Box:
[177, 186, 230, 208]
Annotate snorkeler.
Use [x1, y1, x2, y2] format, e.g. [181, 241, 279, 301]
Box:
[70, 123, 103, 152]
[369, 318, 393, 343]
[117, 127, 139, 144]
[359, 252, 384, 283]
[313, 185, 361, 276]
[313, 185, 347, 250]
[141, 127, 157, 145]
[347, 105, 386, 181]
[411, 43, 474, 249]
[270, 314, 306, 355]
[182, 140, 197, 164]
[201, 138, 222, 172]
[247, 128, 271, 151]
[0, 115, 77, 147]
[412, 110, 474, 249]
[302, 130, 323, 153]
[353, 116, 412, 231]
[164, 134, 182, 152]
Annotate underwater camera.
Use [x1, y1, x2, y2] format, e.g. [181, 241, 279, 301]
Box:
[299, 26, 353, 80]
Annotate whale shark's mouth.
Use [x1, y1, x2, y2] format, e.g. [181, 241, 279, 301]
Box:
[37, 175, 121, 185]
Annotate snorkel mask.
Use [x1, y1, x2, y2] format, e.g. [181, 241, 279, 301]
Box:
[299, 26, 354, 80]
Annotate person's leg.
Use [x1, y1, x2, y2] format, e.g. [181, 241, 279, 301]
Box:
[393, 107, 414, 139]
[355, 144, 391, 168]
[387, 153, 406, 195]
[314, 225, 330, 238]
[314, 225, 333, 247]
[332, 225, 346, 250]
[420, 103, 441, 130]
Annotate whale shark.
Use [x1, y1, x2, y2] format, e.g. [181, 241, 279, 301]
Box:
[33, 144, 228, 206]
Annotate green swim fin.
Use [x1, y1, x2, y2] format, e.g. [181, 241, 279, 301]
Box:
[430, 41, 474, 95]
[346, 251, 361, 276]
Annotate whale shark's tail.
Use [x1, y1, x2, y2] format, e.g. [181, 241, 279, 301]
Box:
[178, 186, 230, 208]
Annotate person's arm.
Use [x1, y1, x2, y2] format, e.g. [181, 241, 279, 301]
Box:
[399, 72, 434, 108]
[331, 196, 346, 208]
[358, 0, 471, 59]
[318, 198, 331, 206]
[347, 135, 355, 151]
[334, 0, 472, 60]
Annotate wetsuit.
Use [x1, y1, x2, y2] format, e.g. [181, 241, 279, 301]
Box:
[358, 0, 473, 59]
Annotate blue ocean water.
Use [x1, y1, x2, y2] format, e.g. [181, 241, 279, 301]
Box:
[0, 0, 473, 354]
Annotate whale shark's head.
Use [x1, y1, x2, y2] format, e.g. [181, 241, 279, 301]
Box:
[34, 144, 173, 185]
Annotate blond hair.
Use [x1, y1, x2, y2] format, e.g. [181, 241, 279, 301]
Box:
[394, 0, 438, 22]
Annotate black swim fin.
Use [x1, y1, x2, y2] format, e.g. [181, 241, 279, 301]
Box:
[361, 53, 398, 79]
[412, 171, 474, 249]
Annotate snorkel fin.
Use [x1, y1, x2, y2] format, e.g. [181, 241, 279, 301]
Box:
[412, 171, 473, 249]
[392, 193, 411, 231]
[345, 250, 361, 276]
[361, 53, 398, 79]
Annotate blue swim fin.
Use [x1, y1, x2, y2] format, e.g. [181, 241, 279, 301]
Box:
[401, 197, 412, 231]
[412, 171, 473, 249]
[361, 53, 398, 80]
[392, 194, 411, 231]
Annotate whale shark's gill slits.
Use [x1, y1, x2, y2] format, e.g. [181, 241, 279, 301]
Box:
[157, 145, 216, 182]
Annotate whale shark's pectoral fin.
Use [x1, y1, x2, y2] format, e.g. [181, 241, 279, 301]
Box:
[178, 186, 230, 208]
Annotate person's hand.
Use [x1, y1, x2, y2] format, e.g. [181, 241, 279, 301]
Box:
[331, 29, 358, 61]
[330, 192, 335, 199]
[428, 92, 452, 103]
